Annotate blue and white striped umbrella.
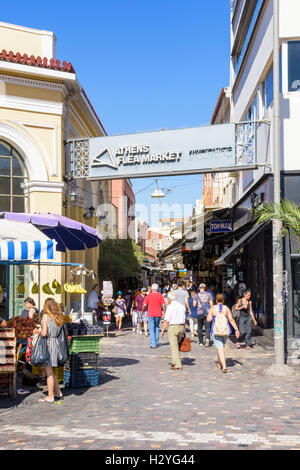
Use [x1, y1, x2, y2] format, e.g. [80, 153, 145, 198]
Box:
[0, 219, 56, 261]
[0, 239, 56, 261]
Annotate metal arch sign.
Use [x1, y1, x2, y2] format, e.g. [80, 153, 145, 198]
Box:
[72, 123, 258, 180]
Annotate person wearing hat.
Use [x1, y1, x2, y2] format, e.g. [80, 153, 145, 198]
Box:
[135, 287, 148, 336]
[114, 291, 127, 332]
[196, 283, 214, 347]
[142, 283, 165, 348]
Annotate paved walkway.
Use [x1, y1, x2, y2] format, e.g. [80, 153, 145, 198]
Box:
[0, 328, 300, 450]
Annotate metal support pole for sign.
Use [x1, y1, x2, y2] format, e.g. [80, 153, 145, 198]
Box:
[266, 0, 293, 377]
[38, 261, 41, 322]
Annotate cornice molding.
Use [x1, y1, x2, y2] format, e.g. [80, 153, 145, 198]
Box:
[0, 93, 64, 115]
[0, 74, 68, 97]
[0, 60, 76, 82]
[23, 180, 66, 193]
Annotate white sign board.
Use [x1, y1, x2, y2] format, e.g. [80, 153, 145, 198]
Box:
[88, 124, 237, 180]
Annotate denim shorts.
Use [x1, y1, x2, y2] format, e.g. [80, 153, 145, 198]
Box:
[213, 335, 228, 349]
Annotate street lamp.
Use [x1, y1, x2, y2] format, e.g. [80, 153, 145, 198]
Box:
[151, 188, 166, 198]
[151, 179, 166, 198]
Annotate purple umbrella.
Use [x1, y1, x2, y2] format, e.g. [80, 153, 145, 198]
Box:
[0, 212, 102, 252]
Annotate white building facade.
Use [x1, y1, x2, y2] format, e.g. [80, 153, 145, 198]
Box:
[209, 0, 300, 349]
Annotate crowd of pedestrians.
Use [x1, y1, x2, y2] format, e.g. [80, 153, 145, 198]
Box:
[94, 280, 257, 373]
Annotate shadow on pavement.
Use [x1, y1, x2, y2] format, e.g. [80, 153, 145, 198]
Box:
[181, 357, 196, 366]
[226, 358, 244, 368]
[100, 357, 139, 367]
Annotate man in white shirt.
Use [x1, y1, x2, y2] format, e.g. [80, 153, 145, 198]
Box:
[87, 284, 101, 311]
[161, 291, 186, 370]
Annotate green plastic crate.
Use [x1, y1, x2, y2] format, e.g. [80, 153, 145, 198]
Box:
[69, 336, 101, 355]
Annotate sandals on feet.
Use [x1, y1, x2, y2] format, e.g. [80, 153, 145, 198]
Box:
[39, 397, 54, 403]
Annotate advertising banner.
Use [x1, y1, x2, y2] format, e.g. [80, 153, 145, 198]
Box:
[88, 124, 236, 180]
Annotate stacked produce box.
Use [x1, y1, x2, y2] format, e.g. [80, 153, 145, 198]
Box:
[64, 334, 101, 388]
[0, 328, 17, 398]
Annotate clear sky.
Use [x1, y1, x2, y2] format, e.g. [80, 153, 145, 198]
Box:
[3, 0, 231, 225]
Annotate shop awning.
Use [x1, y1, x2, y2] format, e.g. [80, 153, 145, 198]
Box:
[0, 212, 102, 252]
[0, 219, 56, 260]
[214, 223, 266, 266]
[0, 239, 56, 260]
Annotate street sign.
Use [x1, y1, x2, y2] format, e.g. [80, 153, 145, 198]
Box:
[86, 124, 237, 180]
[210, 220, 233, 233]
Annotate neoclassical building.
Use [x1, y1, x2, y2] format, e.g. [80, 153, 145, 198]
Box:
[0, 22, 109, 316]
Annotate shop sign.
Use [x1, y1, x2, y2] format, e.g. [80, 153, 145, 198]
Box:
[87, 124, 236, 180]
[102, 312, 111, 324]
[210, 220, 233, 233]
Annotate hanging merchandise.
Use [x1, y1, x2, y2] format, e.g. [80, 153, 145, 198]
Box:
[42, 283, 54, 295]
[52, 279, 62, 294]
[64, 282, 87, 294]
[17, 283, 25, 294]
[31, 283, 40, 294]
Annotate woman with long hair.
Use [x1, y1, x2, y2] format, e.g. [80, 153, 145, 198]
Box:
[234, 289, 257, 350]
[39, 298, 64, 403]
[206, 293, 240, 373]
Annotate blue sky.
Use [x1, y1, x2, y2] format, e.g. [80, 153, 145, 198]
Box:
[3, 0, 230, 225]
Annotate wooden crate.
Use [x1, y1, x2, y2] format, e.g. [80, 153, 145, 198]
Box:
[0, 328, 19, 399]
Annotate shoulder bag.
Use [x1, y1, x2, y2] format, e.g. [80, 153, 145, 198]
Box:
[57, 324, 69, 365]
[197, 294, 210, 316]
[30, 334, 50, 366]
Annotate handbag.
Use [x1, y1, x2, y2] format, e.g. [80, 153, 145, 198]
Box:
[179, 336, 192, 352]
[30, 334, 50, 366]
[197, 294, 210, 316]
[232, 302, 240, 320]
[25, 336, 34, 363]
[57, 325, 69, 365]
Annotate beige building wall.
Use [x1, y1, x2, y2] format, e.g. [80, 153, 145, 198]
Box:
[0, 22, 56, 59]
[0, 22, 107, 316]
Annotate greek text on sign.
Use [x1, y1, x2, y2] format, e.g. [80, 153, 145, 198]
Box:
[210, 220, 233, 233]
[88, 124, 236, 180]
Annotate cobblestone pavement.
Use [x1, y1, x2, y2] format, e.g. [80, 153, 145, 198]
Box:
[0, 327, 300, 450]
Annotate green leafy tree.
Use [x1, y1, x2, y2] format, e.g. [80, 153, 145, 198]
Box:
[98, 238, 144, 289]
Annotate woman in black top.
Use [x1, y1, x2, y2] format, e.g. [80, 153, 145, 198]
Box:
[234, 289, 257, 350]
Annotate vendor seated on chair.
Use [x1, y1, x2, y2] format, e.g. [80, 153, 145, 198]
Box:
[21, 297, 39, 320]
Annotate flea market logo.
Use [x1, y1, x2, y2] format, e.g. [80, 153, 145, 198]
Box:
[91, 145, 182, 169]
[90, 144, 234, 170]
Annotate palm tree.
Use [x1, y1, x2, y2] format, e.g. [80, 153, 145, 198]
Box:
[254, 199, 300, 240]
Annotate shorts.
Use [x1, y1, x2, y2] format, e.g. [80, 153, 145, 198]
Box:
[136, 311, 143, 322]
[213, 335, 228, 349]
[142, 312, 148, 322]
[115, 311, 124, 318]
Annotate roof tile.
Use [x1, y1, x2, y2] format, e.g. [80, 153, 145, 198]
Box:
[0, 49, 75, 73]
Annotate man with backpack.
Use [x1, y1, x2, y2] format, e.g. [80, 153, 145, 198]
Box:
[196, 283, 214, 347]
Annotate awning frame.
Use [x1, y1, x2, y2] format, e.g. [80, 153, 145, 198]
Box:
[214, 223, 267, 266]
